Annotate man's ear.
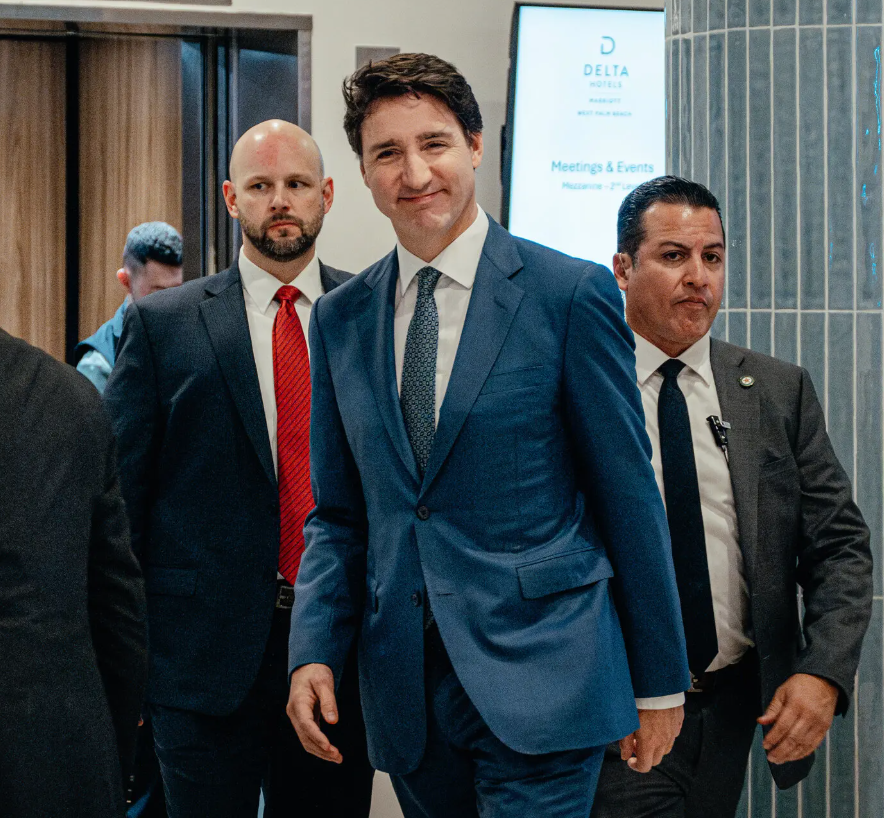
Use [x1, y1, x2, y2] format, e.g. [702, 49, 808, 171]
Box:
[116, 268, 132, 294]
[359, 160, 368, 186]
[612, 252, 631, 293]
[321, 177, 335, 214]
[470, 132, 484, 170]
[222, 179, 238, 219]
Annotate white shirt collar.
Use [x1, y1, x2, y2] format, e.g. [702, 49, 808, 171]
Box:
[633, 331, 714, 388]
[238, 247, 323, 313]
[396, 206, 490, 293]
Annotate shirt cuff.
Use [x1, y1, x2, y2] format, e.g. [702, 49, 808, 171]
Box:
[635, 693, 685, 710]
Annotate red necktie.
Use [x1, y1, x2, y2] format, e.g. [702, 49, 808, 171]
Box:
[273, 285, 312, 585]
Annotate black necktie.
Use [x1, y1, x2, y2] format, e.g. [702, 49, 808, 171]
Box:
[657, 359, 719, 677]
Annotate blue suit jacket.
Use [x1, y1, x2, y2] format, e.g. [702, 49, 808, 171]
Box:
[289, 218, 690, 773]
[105, 260, 351, 716]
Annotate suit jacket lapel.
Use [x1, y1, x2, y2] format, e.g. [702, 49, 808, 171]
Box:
[421, 221, 524, 492]
[319, 262, 333, 295]
[319, 260, 351, 293]
[199, 264, 277, 488]
[356, 251, 421, 485]
[711, 338, 760, 577]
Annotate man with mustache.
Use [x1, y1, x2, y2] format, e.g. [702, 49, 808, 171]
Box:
[105, 120, 373, 818]
[591, 176, 873, 817]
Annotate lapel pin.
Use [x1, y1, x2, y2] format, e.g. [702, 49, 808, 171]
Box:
[739, 375, 755, 388]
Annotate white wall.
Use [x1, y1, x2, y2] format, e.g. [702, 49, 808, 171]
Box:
[0, 0, 657, 813]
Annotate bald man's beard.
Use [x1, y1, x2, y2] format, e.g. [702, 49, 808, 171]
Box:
[240, 210, 324, 263]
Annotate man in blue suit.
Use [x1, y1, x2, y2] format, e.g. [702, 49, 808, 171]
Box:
[105, 120, 373, 818]
[287, 54, 690, 816]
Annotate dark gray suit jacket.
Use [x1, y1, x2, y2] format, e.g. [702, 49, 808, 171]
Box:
[105, 260, 351, 716]
[710, 338, 873, 788]
[0, 329, 147, 817]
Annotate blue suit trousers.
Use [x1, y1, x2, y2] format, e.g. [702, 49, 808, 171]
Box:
[392, 626, 605, 818]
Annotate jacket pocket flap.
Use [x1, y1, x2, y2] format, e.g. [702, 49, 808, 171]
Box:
[146, 567, 197, 597]
[480, 365, 554, 395]
[759, 454, 797, 478]
[517, 547, 614, 600]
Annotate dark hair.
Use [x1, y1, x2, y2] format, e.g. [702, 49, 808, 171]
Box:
[123, 221, 183, 274]
[342, 52, 483, 157]
[617, 176, 724, 257]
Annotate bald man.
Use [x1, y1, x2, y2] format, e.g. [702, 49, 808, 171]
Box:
[105, 120, 374, 818]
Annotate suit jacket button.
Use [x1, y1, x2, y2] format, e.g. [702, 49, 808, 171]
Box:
[411, 591, 423, 607]
[416, 506, 430, 521]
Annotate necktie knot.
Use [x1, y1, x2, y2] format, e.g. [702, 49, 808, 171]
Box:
[275, 285, 301, 304]
[416, 266, 442, 295]
[658, 358, 687, 381]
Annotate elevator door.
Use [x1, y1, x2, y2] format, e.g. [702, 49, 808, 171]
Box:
[0, 39, 67, 359]
[0, 19, 307, 362]
[78, 37, 184, 340]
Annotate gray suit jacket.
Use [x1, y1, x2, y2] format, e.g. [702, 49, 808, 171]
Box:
[710, 338, 873, 789]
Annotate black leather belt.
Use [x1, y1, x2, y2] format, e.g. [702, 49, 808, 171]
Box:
[275, 581, 294, 610]
[687, 650, 756, 694]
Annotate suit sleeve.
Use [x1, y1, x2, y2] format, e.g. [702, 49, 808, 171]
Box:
[103, 303, 160, 562]
[562, 265, 690, 699]
[792, 369, 873, 712]
[288, 301, 368, 684]
[88, 417, 148, 783]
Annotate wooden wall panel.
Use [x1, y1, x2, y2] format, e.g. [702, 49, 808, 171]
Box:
[78, 38, 182, 338]
[0, 40, 67, 359]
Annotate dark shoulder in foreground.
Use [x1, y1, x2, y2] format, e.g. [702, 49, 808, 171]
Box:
[0, 328, 107, 430]
[506, 232, 621, 314]
[319, 261, 353, 289]
[313, 250, 393, 316]
[132, 268, 224, 316]
[711, 336, 806, 383]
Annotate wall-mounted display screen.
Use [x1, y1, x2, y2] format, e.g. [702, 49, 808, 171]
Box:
[502, 4, 665, 267]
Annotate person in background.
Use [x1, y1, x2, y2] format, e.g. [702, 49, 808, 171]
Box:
[286, 53, 689, 818]
[75, 221, 183, 392]
[0, 327, 147, 817]
[591, 176, 873, 818]
[105, 120, 373, 818]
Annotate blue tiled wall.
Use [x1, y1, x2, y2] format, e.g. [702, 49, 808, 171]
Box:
[667, 0, 884, 812]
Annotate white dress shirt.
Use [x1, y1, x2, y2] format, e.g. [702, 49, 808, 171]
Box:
[238, 247, 323, 474]
[633, 332, 754, 681]
[393, 208, 675, 709]
[394, 206, 488, 418]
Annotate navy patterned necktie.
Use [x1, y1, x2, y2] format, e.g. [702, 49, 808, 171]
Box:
[401, 266, 443, 476]
[657, 358, 719, 678]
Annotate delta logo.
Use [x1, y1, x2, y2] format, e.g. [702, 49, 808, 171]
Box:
[584, 36, 630, 78]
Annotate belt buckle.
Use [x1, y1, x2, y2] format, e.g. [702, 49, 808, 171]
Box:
[276, 584, 294, 610]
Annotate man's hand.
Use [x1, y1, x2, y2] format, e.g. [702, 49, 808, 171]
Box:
[758, 673, 838, 765]
[286, 663, 343, 764]
[619, 705, 684, 773]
